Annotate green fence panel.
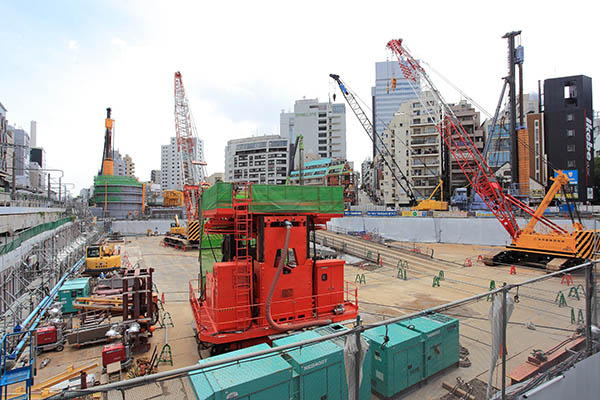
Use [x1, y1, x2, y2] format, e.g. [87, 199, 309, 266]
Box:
[0, 217, 72, 255]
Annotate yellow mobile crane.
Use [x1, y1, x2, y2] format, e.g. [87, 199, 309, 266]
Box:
[412, 180, 448, 211]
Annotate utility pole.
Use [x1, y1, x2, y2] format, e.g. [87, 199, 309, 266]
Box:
[502, 31, 521, 186]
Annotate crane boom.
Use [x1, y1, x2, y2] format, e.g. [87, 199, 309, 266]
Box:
[329, 73, 417, 204]
[174, 71, 205, 220]
[386, 39, 520, 239]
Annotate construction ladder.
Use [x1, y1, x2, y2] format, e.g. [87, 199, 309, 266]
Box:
[232, 183, 253, 329]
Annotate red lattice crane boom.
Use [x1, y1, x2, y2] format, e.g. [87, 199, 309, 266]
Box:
[386, 39, 520, 239]
[174, 71, 207, 221]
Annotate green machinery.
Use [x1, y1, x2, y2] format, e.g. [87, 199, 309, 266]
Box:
[188, 343, 293, 400]
[313, 324, 372, 400]
[272, 331, 345, 400]
[398, 313, 459, 378]
[363, 324, 423, 398]
[58, 277, 91, 313]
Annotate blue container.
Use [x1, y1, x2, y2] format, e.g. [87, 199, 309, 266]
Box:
[398, 313, 459, 378]
[273, 331, 345, 400]
[313, 323, 372, 400]
[363, 324, 423, 398]
[188, 343, 293, 400]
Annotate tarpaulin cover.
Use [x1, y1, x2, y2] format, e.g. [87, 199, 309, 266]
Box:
[202, 182, 344, 214]
[201, 182, 233, 210]
[251, 184, 343, 213]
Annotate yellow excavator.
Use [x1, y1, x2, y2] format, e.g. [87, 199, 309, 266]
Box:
[85, 243, 121, 275]
[412, 179, 448, 211]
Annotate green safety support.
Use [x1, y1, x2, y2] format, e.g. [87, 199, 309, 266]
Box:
[568, 286, 580, 301]
[342, 243, 347, 252]
[367, 250, 373, 260]
[432, 276, 441, 287]
[487, 280, 496, 301]
[571, 308, 576, 324]
[355, 274, 366, 284]
[576, 284, 586, 296]
[157, 343, 173, 366]
[159, 311, 174, 329]
[397, 268, 407, 280]
[438, 270, 445, 280]
[578, 308, 585, 324]
[555, 291, 568, 308]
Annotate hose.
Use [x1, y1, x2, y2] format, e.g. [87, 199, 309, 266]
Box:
[265, 220, 331, 332]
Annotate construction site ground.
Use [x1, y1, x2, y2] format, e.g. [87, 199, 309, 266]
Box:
[33, 234, 586, 400]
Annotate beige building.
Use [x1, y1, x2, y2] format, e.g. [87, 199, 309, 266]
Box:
[448, 100, 484, 194]
[377, 94, 485, 207]
[124, 154, 136, 179]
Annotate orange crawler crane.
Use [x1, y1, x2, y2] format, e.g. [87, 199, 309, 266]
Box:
[189, 182, 358, 355]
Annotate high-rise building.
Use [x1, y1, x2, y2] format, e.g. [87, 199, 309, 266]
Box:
[447, 100, 485, 194]
[280, 98, 346, 165]
[160, 137, 205, 190]
[10, 126, 29, 187]
[150, 169, 161, 185]
[0, 102, 9, 188]
[30, 120, 37, 147]
[378, 108, 411, 207]
[124, 154, 136, 178]
[371, 61, 420, 158]
[224, 135, 288, 184]
[543, 75, 594, 202]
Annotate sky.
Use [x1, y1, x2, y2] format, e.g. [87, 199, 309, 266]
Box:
[1, 0, 598, 194]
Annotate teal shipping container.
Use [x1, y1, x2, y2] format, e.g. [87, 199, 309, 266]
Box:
[398, 313, 459, 378]
[312, 323, 372, 400]
[273, 331, 345, 400]
[363, 324, 423, 398]
[58, 277, 90, 313]
[188, 343, 293, 400]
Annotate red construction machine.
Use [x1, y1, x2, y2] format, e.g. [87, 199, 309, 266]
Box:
[189, 182, 358, 355]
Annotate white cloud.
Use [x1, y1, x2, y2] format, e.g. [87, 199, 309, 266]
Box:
[111, 37, 126, 49]
[67, 40, 79, 50]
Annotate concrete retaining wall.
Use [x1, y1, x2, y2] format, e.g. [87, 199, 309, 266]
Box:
[112, 220, 173, 235]
[328, 216, 600, 246]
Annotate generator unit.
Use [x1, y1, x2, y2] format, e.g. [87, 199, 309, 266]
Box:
[272, 331, 345, 400]
[58, 277, 91, 313]
[188, 343, 293, 400]
[398, 313, 459, 378]
[190, 183, 358, 355]
[101, 342, 132, 373]
[313, 323, 372, 400]
[363, 323, 423, 398]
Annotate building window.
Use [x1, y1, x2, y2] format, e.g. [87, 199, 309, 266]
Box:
[566, 129, 575, 137]
[566, 114, 574, 122]
[567, 144, 575, 152]
[567, 160, 576, 168]
[412, 118, 421, 124]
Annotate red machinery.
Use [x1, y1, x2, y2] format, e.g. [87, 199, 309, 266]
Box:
[189, 184, 358, 355]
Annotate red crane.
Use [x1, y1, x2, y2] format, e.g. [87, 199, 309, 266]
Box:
[174, 71, 206, 221]
[386, 39, 519, 239]
[386, 39, 598, 268]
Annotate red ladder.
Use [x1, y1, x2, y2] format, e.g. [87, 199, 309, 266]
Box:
[232, 183, 253, 328]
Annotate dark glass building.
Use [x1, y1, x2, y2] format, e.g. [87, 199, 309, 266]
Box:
[543, 75, 594, 202]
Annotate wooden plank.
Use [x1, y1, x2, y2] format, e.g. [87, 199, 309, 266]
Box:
[442, 381, 476, 400]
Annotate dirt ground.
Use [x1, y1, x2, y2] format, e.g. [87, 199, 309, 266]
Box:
[30, 235, 587, 399]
